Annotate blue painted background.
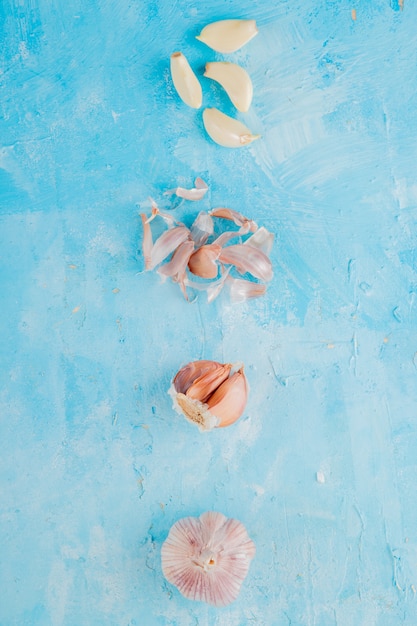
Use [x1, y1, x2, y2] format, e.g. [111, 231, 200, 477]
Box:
[1, 1, 417, 624]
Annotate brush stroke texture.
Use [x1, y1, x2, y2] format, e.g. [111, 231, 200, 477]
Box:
[1, 0, 417, 624]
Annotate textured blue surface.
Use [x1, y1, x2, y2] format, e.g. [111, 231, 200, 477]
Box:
[1, 1, 417, 624]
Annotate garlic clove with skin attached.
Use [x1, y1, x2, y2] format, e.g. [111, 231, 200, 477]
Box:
[206, 367, 248, 428]
[188, 243, 222, 279]
[202, 108, 260, 148]
[204, 62, 253, 112]
[185, 362, 232, 403]
[173, 360, 225, 395]
[196, 19, 258, 53]
[170, 51, 202, 109]
[170, 360, 248, 431]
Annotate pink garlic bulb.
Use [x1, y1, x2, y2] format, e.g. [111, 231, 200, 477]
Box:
[169, 360, 248, 431]
[161, 511, 256, 607]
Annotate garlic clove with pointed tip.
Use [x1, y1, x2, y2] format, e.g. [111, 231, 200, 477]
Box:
[186, 363, 232, 403]
[202, 108, 260, 148]
[170, 51, 202, 109]
[204, 62, 253, 112]
[206, 367, 248, 428]
[196, 19, 258, 53]
[173, 360, 225, 395]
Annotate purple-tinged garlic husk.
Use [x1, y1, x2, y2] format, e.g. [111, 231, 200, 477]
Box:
[161, 511, 256, 607]
[165, 177, 208, 201]
[169, 359, 248, 431]
[140, 194, 274, 302]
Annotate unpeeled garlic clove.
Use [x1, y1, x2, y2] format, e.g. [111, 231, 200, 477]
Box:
[196, 19, 258, 53]
[202, 108, 260, 148]
[170, 51, 202, 109]
[170, 360, 248, 431]
[186, 362, 232, 403]
[206, 367, 248, 428]
[173, 360, 225, 394]
[204, 62, 253, 112]
[188, 243, 222, 279]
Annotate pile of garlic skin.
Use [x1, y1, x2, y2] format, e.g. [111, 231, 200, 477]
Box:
[140, 177, 273, 303]
[170, 19, 260, 148]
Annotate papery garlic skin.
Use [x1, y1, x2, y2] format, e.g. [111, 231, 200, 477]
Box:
[170, 360, 248, 431]
[161, 511, 256, 607]
[165, 177, 208, 201]
[203, 108, 260, 148]
[227, 277, 267, 302]
[219, 243, 273, 282]
[204, 62, 253, 112]
[196, 19, 258, 53]
[149, 225, 191, 270]
[170, 52, 202, 109]
[190, 211, 214, 247]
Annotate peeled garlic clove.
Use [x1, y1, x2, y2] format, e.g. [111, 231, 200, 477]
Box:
[170, 51, 202, 109]
[161, 511, 256, 607]
[219, 243, 273, 281]
[206, 367, 248, 428]
[204, 62, 253, 112]
[186, 363, 232, 402]
[188, 244, 222, 279]
[202, 108, 260, 148]
[196, 19, 258, 53]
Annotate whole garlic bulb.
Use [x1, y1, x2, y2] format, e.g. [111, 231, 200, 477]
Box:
[161, 511, 256, 607]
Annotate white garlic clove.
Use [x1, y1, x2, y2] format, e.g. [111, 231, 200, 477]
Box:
[204, 62, 253, 112]
[170, 51, 202, 109]
[196, 19, 258, 53]
[202, 108, 260, 148]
